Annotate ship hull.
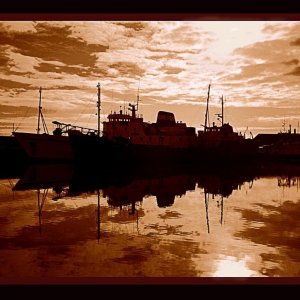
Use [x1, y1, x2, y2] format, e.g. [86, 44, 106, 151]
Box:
[69, 134, 193, 168]
[69, 134, 132, 166]
[69, 134, 260, 168]
[13, 132, 73, 161]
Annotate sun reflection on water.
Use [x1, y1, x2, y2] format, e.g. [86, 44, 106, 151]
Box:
[213, 255, 260, 277]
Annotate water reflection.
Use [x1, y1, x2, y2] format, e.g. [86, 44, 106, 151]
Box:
[12, 163, 256, 237]
[0, 161, 299, 277]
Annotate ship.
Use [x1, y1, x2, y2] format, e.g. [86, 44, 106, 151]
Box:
[254, 123, 300, 161]
[194, 85, 257, 163]
[13, 87, 97, 162]
[69, 83, 257, 166]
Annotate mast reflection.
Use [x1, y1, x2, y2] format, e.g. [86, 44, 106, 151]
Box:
[12, 161, 300, 236]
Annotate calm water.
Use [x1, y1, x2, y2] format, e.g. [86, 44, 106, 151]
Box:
[0, 162, 300, 278]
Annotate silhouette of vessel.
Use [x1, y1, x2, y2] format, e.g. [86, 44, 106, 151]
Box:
[69, 83, 256, 166]
[255, 126, 300, 161]
[13, 87, 98, 162]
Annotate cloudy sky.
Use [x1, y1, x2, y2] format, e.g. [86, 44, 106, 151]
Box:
[0, 20, 300, 136]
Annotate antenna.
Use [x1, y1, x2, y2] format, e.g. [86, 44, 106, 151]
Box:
[204, 83, 211, 131]
[282, 119, 286, 133]
[136, 79, 141, 112]
[128, 80, 141, 118]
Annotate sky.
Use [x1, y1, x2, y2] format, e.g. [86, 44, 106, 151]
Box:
[0, 20, 300, 136]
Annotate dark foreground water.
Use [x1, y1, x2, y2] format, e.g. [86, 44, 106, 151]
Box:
[0, 162, 299, 278]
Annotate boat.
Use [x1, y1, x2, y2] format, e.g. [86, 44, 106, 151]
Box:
[254, 123, 300, 161]
[69, 87, 198, 166]
[13, 87, 97, 162]
[69, 83, 257, 166]
[193, 85, 257, 162]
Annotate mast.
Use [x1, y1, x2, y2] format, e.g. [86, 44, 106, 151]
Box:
[97, 82, 101, 137]
[204, 84, 210, 132]
[136, 79, 140, 112]
[220, 196, 224, 225]
[97, 188, 100, 242]
[37, 87, 42, 134]
[216, 95, 224, 126]
[221, 95, 224, 126]
[37, 188, 48, 235]
[204, 188, 210, 234]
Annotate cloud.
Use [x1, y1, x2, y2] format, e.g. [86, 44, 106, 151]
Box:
[0, 46, 11, 70]
[282, 59, 299, 65]
[285, 66, 300, 76]
[159, 65, 185, 74]
[0, 78, 32, 90]
[0, 104, 36, 119]
[290, 38, 300, 46]
[1, 21, 300, 136]
[109, 62, 145, 78]
[0, 22, 108, 77]
[114, 22, 146, 31]
[35, 62, 102, 77]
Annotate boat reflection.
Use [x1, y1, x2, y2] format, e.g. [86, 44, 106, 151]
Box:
[12, 161, 300, 238]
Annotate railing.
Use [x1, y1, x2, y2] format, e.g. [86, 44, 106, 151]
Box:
[52, 121, 98, 135]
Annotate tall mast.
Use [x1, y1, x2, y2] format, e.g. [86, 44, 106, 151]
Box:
[97, 82, 101, 137]
[220, 95, 224, 126]
[220, 196, 224, 225]
[136, 79, 140, 112]
[216, 95, 224, 126]
[204, 188, 210, 234]
[37, 87, 42, 134]
[204, 84, 210, 132]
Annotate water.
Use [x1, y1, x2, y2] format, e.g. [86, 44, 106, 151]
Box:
[0, 162, 299, 278]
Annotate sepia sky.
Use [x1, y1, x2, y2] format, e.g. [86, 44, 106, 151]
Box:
[0, 20, 300, 136]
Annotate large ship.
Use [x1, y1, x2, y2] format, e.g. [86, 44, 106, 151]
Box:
[69, 83, 256, 166]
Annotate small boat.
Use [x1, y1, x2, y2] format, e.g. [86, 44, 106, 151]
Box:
[254, 123, 300, 161]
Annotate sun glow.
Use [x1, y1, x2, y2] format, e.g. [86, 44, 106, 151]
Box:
[213, 255, 258, 277]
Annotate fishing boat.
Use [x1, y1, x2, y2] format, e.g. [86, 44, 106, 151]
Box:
[69, 82, 199, 166]
[254, 123, 300, 161]
[13, 87, 97, 162]
[69, 83, 257, 166]
[194, 84, 257, 162]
